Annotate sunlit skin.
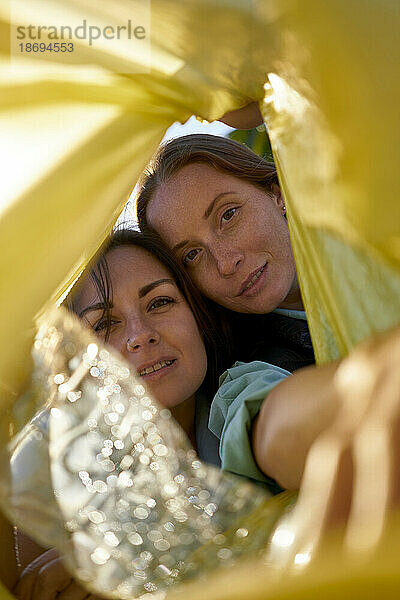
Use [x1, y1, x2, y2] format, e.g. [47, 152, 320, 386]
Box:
[73, 246, 207, 445]
[147, 163, 303, 314]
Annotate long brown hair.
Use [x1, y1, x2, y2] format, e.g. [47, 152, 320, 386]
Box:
[68, 229, 233, 394]
[136, 133, 278, 230]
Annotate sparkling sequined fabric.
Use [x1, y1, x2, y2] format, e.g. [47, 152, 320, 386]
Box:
[4, 309, 287, 599]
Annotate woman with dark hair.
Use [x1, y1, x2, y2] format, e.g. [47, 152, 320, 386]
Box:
[69, 228, 233, 466]
[70, 229, 230, 399]
[13, 227, 295, 600]
[136, 134, 314, 374]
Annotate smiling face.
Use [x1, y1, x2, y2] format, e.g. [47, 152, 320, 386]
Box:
[73, 246, 207, 411]
[147, 163, 301, 314]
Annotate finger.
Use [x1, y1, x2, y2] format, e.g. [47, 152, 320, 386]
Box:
[14, 549, 63, 599]
[16, 547, 60, 579]
[390, 412, 400, 505]
[325, 446, 353, 528]
[345, 422, 390, 554]
[268, 430, 345, 570]
[271, 350, 370, 569]
[345, 361, 400, 554]
[31, 558, 72, 600]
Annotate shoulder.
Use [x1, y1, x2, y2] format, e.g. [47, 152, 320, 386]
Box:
[209, 361, 290, 436]
[218, 360, 291, 398]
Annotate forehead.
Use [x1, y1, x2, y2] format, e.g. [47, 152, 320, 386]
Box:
[73, 245, 172, 309]
[105, 246, 170, 284]
[147, 163, 244, 241]
[152, 163, 239, 208]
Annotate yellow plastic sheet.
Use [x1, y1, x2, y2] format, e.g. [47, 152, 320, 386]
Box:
[0, 0, 400, 388]
[0, 0, 400, 598]
[0, 0, 273, 401]
[261, 1, 400, 362]
[0, 1, 399, 398]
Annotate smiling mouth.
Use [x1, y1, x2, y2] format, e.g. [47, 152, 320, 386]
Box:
[239, 264, 267, 295]
[138, 359, 176, 377]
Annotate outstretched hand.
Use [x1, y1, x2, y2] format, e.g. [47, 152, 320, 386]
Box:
[269, 324, 400, 567]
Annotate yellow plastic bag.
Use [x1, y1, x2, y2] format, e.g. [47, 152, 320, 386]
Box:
[1, 1, 400, 598]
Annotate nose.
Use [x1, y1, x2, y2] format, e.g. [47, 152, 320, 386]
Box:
[213, 244, 243, 277]
[125, 319, 160, 353]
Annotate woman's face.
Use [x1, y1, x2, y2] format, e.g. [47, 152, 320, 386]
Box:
[73, 246, 207, 410]
[147, 163, 300, 313]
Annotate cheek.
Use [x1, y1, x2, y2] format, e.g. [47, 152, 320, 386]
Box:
[104, 329, 126, 353]
[107, 337, 125, 355]
[194, 270, 234, 305]
[188, 264, 225, 302]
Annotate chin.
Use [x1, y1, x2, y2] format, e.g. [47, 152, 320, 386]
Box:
[259, 283, 295, 313]
[236, 295, 282, 314]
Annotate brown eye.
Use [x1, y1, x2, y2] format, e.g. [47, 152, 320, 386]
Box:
[221, 207, 237, 224]
[149, 297, 174, 311]
[183, 248, 201, 264]
[94, 318, 120, 336]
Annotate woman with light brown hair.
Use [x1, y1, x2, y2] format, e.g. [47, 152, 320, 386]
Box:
[136, 133, 313, 374]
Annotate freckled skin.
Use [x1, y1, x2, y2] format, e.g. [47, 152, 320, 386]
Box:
[147, 163, 302, 314]
[73, 246, 207, 414]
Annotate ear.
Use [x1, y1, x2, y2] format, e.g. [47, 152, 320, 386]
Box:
[271, 183, 286, 215]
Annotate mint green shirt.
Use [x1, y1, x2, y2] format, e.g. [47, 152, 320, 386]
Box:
[208, 361, 290, 492]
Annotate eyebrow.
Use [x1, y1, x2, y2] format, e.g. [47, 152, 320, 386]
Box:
[138, 278, 175, 298]
[172, 239, 190, 254]
[79, 302, 111, 318]
[203, 191, 234, 219]
[171, 192, 234, 254]
[78, 279, 175, 317]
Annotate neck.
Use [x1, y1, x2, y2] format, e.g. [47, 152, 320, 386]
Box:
[170, 395, 197, 451]
[278, 273, 304, 311]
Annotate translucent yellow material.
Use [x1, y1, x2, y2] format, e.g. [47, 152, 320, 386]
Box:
[261, 1, 400, 361]
[0, 0, 400, 598]
[0, 584, 13, 600]
[0, 0, 273, 400]
[0, 1, 399, 399]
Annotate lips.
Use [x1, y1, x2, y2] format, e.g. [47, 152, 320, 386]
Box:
[238, 263, 267, 296]
[136, 358, 177, 378]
